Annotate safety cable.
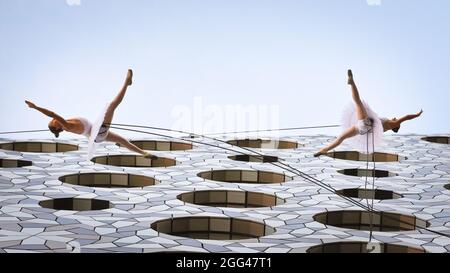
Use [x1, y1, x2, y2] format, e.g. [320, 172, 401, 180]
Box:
[364, 124, 374, 243]
[203, 125, 341, 136]
[108, 125, 371, 210]
[369, 125, 376, 241]
[0, 124, 340, 137]
[108, 123, 370, 205]
[0, 129, 49, 135]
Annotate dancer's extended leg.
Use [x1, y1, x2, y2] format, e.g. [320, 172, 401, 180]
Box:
[103, 69, 133, 126]
[101, 70, 156, 158]
[106, 132, 157, 159]
[314, 70, 368, 157]
[314, 127, 358, 157]
[348, 70, 368, 120]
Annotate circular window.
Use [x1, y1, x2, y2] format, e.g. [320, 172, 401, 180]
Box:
[313, 210, 429, 232]
[227, 139, 299, 150]
[177, 190, 284, 208]
[337, 169, 397, 178]
[0, 142, 79, 153]
[119, 140, 193, 151]
[306, 241, 426, 253]
[39, 198, 112, 211]
[335, 188, 403, 200]
[197, 169, 293, 184]
[59, 173, 159, 188]
[422, 136, 450, 145]
[0, 159, 32, 168]
[151, 216, 275, 240]
[91, 155, 176, 168]
[228, 154, 279, 163]
[325, 151, 406, 162]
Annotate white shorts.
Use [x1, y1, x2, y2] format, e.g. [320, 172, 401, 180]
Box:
[94, 124, 110, 143]
[356, 118, 374, 135]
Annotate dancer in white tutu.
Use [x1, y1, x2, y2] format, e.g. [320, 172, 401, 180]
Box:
[314, 70, 423, 157]
[25, 69, 156, 160]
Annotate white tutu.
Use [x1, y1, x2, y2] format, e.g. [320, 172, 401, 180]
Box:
[87, 104, 109, 161]
[341, 100, 384, 153]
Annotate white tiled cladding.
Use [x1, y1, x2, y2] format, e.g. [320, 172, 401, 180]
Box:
[0, 135, 449, 253]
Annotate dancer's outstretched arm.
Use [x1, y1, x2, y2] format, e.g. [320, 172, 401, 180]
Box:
[392, 110, 423, 128]
[25, 100, 69, 127]
[398, 110, 423, 123]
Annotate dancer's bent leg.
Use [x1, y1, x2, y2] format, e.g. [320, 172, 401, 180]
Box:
[314, 127, 358, 157]
[106, 132, 157, 159]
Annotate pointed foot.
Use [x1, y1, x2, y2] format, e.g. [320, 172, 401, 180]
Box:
[126, 69, 133, 86]
[347, 69, 354, 85]
[143, 152, 158, 160]
[314, 151, 326, 158]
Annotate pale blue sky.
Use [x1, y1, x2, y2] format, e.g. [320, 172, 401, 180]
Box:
[1, 0, 449, 139]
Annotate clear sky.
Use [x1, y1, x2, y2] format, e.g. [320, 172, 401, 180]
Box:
[1, 0, 449, 140]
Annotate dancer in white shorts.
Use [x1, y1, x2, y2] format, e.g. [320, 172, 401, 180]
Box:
[314, 70, 423, 157]
[26, 69, 156, 160]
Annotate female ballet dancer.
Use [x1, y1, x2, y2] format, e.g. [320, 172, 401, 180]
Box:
[25, 69, 156, 160]
[314, 70, 423, 157]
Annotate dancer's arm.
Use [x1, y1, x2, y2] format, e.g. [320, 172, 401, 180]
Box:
[25, 100, 69, 127]
[396, 110, 423, 125]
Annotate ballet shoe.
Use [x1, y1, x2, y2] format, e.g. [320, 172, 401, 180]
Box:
[127, 69, 133, 86]
[347, 69, 354, 85]
[314, 151, 325, 157]
[348, 69, 353, 78]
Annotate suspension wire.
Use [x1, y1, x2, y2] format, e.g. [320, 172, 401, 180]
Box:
[0, 129, 49, 135]
[108, 125, 340, 195]
[108, 125, 371, 211]
[0, 124, 340, 137]
[109, 123, 450, 239]
[109, 123, 372, 206]
[370, 126, 376, 241]
[365, 129, 371, 241]
[202, 124, 341, 136]
[365, 124, 375, 243]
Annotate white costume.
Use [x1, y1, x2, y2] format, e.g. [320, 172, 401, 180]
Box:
[78, 104, 110, 160]
[341, 101, 385, 153]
